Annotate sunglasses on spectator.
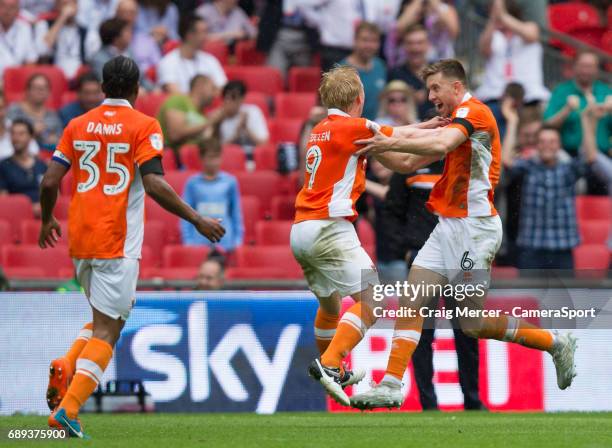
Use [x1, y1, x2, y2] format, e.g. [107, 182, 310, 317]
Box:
[388, 96, 408, 104]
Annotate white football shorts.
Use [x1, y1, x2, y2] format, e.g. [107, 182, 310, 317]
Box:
[413, 215, 503, 282]
[290, 218, 379, 298]
[73, 257, 139, 320]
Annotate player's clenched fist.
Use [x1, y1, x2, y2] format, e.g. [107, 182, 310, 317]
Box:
[194, 216, 225, 243]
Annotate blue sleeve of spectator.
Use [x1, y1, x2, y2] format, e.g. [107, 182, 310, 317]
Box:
[181, 178, 196, 244]
[230, 177, 244, 248]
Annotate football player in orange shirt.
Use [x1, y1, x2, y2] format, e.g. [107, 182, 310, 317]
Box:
[291, 65, 449, 406]
[39, 56, 225, 437]
[350, 59, 577, 409]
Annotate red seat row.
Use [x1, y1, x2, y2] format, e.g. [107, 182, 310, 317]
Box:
[548, 3, 612, 56]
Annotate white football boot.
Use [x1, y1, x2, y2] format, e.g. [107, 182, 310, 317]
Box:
[350, 381, 404, 410]
[549, 331, 577, 390]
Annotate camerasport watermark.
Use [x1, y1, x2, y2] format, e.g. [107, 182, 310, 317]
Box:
[373, 280, 488, 302]
[373, 305, 598, 320]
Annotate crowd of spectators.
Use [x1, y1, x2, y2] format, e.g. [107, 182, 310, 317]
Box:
[0, 0, 610, 277]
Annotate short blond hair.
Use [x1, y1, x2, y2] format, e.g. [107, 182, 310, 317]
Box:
[318, 65, 362, 112]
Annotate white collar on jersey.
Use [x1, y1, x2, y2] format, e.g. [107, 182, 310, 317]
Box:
[461, 92, 473, 103]
[102, 98, 133, 108]
[327, 108, 350, 117]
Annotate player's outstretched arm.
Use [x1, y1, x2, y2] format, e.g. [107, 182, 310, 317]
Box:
[38, 160, 69, 248]
[142, 173, 226, 243]
[374, 152, 441, 175]
[356, 126, 466, 157]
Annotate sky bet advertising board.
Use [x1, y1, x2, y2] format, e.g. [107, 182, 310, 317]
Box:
[2, 292, 612, 415]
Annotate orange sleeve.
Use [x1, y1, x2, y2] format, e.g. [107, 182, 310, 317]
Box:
[448, 103, 489, 137]
[52, 124, 74, 167]
[134, 118, 164, 166]
[380, 125, 393, 137]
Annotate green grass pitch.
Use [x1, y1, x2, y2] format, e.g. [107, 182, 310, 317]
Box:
[1, 412, 611, 447]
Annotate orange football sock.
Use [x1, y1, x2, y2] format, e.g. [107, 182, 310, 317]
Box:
[321, 302, 375, 369]
[64, 322, 94, 372]
[314, 308, 339, 356]
[385, 315, 423, 381]
[479, 316, 554, 351]
[60, 337, 113, 419]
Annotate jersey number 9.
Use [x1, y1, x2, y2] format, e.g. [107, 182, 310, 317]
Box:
[305, 145, 322, 190]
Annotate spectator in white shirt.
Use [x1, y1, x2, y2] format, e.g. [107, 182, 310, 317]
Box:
[34, 0, 86, 79]
[195, 0, 256, 45]
[218, 80, 268, 148]
[21, 0, 55, 17]
[157, 14, 227, 94]
[476, 0, 549, 104]
[76, 0, 118, 58]
[0, 0, 37, 78]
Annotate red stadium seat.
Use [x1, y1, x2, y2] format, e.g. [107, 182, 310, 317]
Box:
[235, 245, 303, 279]
[135, 92, 169, 118]
[180, 144, 246, 173]
[270, 195, 295, 220]
[576, 195, 611, 221]
[162, 149, 179, 171]
[0, 195, 34, 241]
[288, 67, 321, 92]
[548, 3, 601, 34]
[241, 195, 261, 244]
[180, 145, 201, 170]
[3, 65, 67, 109]
[163, 245, 210, 268]
[3, 267, 46, 279]
[203, 40, 229, 65]
[574, 244, 610, 276]
[0, 220, 11, 248]
[254, 143, 277, 171]
[255, 220, 293, 246]
[236, 171, 281, 216]
[278, 171, 301, 196]
[579, 219, 610, 244]
[274, 93, 317, 120]
[144, 221, 167, 267]
[245, 92, 271, 119]
[61, 90, 77, 107]
[356, 219, 376, 247]
[224, 66, 283, 96]
[21, 219, 65, 245]
[145, 196, 181, 244]
[235, 39, 266, 66]
[268, 118, 303, 144]
[225, 267, 287, 279]
[2, 244, 72, 278]
[142, 267, 199, 280]
[164, 169, 198, 194]
[221, 144, 247, 173]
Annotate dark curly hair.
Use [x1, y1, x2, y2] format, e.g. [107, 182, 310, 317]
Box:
[101, 55, 140, 99]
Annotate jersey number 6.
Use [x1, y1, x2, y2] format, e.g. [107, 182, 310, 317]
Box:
[305, 145, 322, 189]
[73, 140, 131, 195]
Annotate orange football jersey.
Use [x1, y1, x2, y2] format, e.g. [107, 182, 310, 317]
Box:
[427, 93, 501, 218]
[294, 108, 392, 223]
[53, 98, 163, 259]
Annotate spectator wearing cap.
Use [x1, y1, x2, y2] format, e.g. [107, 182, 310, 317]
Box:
[195, 0, 256, 45]
[340, 22, 387, 121]
[0, 0, 38, 78]
[217, 80, 269, 148]
[58, 72, 103, 127]
[34, 0, 87, 79]
[6, 73, 63, 151]
[376, 80, 417, 127]
[0, 119, 48, 217]
[157, 14, 227, 94]
[181, 138, 244, 252]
